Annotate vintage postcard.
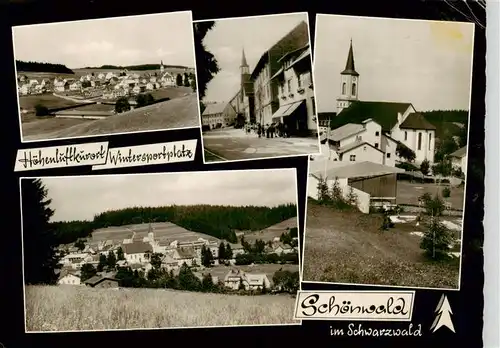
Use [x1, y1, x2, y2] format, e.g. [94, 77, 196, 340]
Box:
[302, 14, 474, 290]
[194, 13, 321, 163]
[20, 169, 301, 331]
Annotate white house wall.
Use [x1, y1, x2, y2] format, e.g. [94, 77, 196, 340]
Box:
[380, 135, 398, 167]
[125, 253, 147, 264]
[342, 145, 384, 164]
[393, 128, 435, 164]
[362, 121, 383, 149]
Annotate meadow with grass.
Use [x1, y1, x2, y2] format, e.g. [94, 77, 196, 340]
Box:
[302, 199, 461, 289]
[25, 285, 298, 331]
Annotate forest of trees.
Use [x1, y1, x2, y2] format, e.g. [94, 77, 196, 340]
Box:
[83, 64, 190, 71]
[421, 110, 469, 141]
[51, 204, 297, 246]
[91, 204, 297, 243]
[16, 60, 74, 74]
[193, 21, 219, 100]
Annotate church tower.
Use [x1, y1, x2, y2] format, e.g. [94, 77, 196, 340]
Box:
[160, 60, 164, 75]
[336, 39, 359, 114]
[148, 221, 154, 243]
[240, 48, 250, 102]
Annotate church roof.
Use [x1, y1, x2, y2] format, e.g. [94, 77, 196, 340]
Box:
[399, 112, 436, 130]
[333, 101, 412, 132]
[341, 40, 359, 76]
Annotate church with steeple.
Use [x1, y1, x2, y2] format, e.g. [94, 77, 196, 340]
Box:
[336, 39, 359, 114]
[228, 48, 256, 125]
[324, 39, 437, 166]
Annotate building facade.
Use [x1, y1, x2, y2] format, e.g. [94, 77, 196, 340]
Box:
[249, 21, 310, 127]
[271, 44, 317, 136]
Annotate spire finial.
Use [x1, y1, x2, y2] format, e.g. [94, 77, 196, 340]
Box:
[241, 48, 248, 67]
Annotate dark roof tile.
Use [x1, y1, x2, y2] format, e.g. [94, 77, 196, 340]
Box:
[399, 112, 437, 130]
[333, 101, 412, 132]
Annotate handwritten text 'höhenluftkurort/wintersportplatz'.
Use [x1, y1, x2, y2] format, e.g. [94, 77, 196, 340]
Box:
[15, 141, 196, 171]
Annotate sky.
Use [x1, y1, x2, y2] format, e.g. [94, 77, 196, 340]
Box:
[38, 170, 297, 222]
[314, 15, 475, 112]
[12, 11, 196, 69]
[202, 13, 309, 103]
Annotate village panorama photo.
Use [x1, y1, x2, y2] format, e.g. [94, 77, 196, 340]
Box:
[12, 11, 200, 143]
[20, 169, 301, 332]
[193, 13, 321, 163]
[303, 15, 474, 290]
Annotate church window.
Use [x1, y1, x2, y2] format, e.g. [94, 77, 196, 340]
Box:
[374, 143, 379, 148]
[375, 131, 379, 136]
[404, 131, 408, 141]
[342, 82, 346, 95]
[387, 153, 391, 158]
[311, 97, 316, 115]
[429, 133, 432, 150]
[352, 83, 357, 96]
[349, 155, 356, 161]
[287, 79, 292, 92]
[281, 84, 285, 95]
[418, 132, 422, 150]
[298, 74, 303, 88]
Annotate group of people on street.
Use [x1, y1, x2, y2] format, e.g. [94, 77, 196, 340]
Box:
[244, 122, 290, 139]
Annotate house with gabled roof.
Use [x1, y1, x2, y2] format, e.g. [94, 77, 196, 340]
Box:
[449, 146, 467, 174]
[172, 247, 199, 267]
[202, 102, 236, 130]
[123, 241, 152, 264]
[326, 40, 437, 165]
[57, 270, 82, 285]
[84, 275, 119, 289]
[223, 269, 271, 291]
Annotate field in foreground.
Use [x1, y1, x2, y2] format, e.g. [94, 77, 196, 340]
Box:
[25, 285, 298, 331]
[302, 201, 460, 289]
[22, 93, 199, 141]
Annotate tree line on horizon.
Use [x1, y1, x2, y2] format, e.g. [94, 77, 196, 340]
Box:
[83, 64, 191, 71]
[16, 60, 74, 74]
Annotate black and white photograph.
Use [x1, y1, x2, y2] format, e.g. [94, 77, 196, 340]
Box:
[21, 169, 300, 332]
[13, 11, 200, 143]
[194, 13, 321, 163]
[303, 15, 474, 290]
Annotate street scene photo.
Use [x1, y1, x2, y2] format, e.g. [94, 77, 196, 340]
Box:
[21, 169, 300, 331]
[303, 15, 474, 289]
[193, 13, 321, 162]
[13, 11, 200, 142]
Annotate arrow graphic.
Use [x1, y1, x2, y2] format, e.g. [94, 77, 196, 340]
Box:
[430, 294, 455, 333]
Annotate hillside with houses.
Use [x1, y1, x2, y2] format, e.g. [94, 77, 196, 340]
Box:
[55, 219, 299, 294]
[17, 62, 195, 101]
